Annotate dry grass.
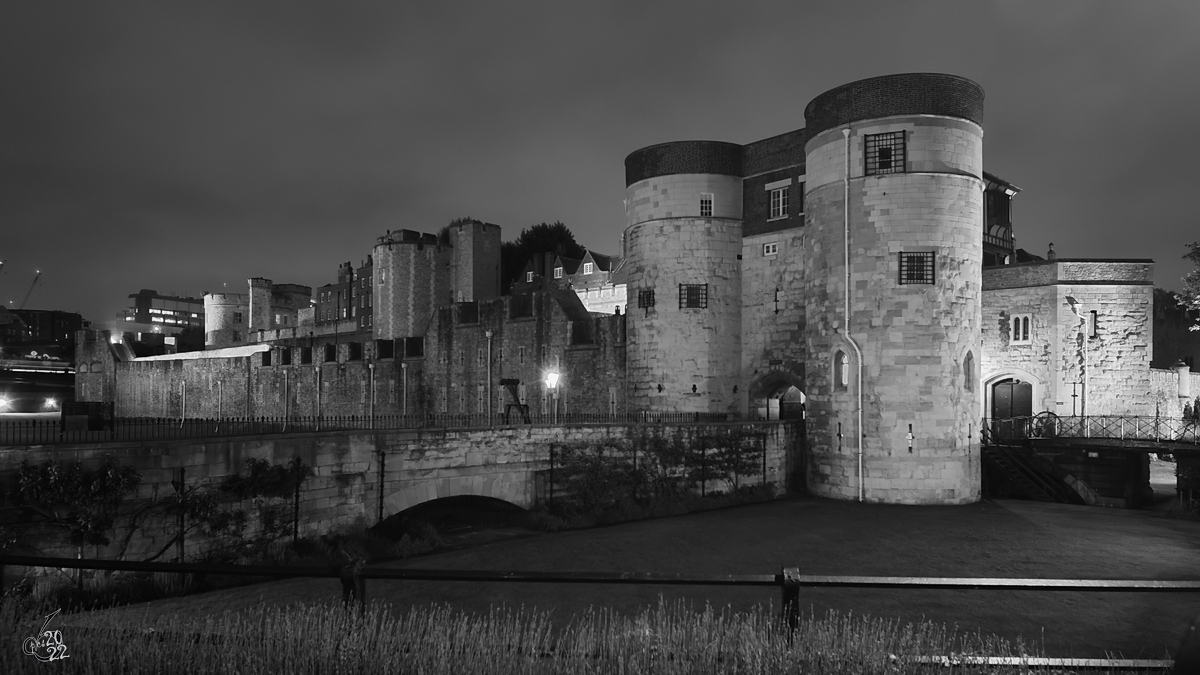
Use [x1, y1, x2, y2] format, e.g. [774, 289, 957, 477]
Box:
[0, 595, 1115, 674]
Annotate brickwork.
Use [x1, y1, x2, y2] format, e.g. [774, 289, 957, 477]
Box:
[742, 168, 806, 238]
[803, 73, 984, 139]
[0, 422, 799, 561]
[624, 141, 743, 187]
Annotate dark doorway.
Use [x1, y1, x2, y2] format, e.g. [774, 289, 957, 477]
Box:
[991, 378, 1032, 440]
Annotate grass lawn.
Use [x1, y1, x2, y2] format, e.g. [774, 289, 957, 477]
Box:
[83, 493, 1200, 660]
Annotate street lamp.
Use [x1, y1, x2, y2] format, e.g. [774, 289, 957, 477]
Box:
[544, 370, 560, 424]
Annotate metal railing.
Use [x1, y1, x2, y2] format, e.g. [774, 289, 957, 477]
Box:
[984, 415, 1200, 446]
[0, 553, 1195, 670]
[0, 411, 760, 446]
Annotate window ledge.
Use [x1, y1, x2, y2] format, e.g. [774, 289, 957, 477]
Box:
[766, 215, 789, 222]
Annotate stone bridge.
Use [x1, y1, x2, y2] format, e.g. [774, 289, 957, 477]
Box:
[0, 422, 800, 561]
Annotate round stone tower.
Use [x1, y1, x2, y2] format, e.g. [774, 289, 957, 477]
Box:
[203, 292, 248, 348]
[802, 73, 984, 504]
[623, 141, 743, 413]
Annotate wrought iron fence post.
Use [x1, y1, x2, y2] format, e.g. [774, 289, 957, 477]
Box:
[339, 557, 366, 612]
[781, 566, 800, 632]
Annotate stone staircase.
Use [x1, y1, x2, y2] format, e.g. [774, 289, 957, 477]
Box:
[982, 444, 1085, 505]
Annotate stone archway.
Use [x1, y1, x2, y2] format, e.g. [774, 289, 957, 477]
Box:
[749, 371, 805, 421]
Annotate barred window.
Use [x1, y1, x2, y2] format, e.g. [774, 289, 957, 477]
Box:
[898, 252, 935, 285]
[700, 193, 713, 218]
[679, 283, 708, 309]
[637, 288, 655, 308]
[769, 187, 788, 219]
[865, 132, 906, 176]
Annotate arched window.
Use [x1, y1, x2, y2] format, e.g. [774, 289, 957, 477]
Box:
[834, 350, 849, 390]
[963, 351, 975, 391]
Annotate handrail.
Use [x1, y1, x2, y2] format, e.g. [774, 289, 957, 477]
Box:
[983, 415, 1200, 447]
[2, 553, 1196, 668]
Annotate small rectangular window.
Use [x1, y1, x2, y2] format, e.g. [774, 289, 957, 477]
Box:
[261, 350, 272, 367]
[376, 339, 394, 359]
[301, 347, 313, 364]
[700, 193, 713, 218]
[637, 289, 655, 308]
[553, 266, 563, 279]
[233, 312, 243, 323]
[519, 346, 525, 364]
[1010, 313, 1032, 345]
[281, 348, 292, 366]
[477, 348, 484, 366]
[865, 132, 906, 176]
[323, 344, 337, 362]
[898, 252, 935, 285]
[476, 385, 484, 414]
[583, 262, 594, 275]
[763, 242, 778, 256]
[526, 271, 534, 283]
[769, 187, 788, 219]
[1088, 310, 1098, 338]
[679, 283, 708, 309]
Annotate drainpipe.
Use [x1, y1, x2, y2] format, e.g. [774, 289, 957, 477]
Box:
[401, 362, 408, 417]
[842, 128, 866, 503]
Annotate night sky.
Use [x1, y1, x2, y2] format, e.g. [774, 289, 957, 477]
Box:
[2, 1, 1197, 326]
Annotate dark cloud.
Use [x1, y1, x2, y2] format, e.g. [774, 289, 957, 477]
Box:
[1, 0, 1197, 323]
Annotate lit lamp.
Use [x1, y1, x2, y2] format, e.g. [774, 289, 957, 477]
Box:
[544, 370, 560, 423]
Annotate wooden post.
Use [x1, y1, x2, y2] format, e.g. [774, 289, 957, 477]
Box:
[1175, 610, 1200, 674]
[548, 444, 555, 510]
[340, 557, 366, 612]
[177, 466, 186, 562]
[781, 566, 800, 632]
[377, 449, 386, 525]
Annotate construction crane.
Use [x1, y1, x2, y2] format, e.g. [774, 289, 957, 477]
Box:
[18, 270, 41, 310]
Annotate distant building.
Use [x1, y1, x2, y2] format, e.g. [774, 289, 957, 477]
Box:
[315, 257, 373, 331]
[11, 308, 85, 354]
[113, 289, 204, 339]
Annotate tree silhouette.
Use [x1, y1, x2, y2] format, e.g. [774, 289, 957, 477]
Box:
[500, 221, 586, 292]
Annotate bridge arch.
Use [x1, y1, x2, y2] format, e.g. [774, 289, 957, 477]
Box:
[382, 471, 533, 519]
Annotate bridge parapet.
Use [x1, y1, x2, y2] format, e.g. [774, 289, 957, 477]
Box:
[984, 415, 1200, 450]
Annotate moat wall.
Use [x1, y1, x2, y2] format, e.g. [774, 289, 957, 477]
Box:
[0, 422, 801, 562]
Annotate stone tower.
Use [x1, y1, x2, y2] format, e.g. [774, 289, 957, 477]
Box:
[623, 141, 744, 413]
[802, 73, 984, 504]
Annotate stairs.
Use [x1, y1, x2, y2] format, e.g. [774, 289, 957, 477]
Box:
[982, 444, 1085, 505]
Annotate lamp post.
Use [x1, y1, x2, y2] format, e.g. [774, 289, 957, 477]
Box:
[485, 330, 493, 427]
[545, 370, 560, 424]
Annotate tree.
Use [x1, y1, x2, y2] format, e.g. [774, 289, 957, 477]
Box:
[1183, 241, 1200, 331]
[500, 221, 586, 292]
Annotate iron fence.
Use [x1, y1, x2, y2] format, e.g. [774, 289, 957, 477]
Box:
[0, 553, 1195, 670]
[0, 411, 762, 446]
[984, 415, 1200, 446]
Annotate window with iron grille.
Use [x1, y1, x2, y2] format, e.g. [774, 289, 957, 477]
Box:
[700, 193, 713, 217]
[898, 252, 935, 285]
[865, 132, 906, 175]
[637, 288, 655, 308]
[679, 283, 708, 309]
[769, 187, 788, 219]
